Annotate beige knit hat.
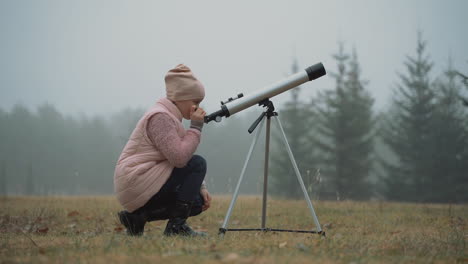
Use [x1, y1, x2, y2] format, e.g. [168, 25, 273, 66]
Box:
[165, 64, 205, 102]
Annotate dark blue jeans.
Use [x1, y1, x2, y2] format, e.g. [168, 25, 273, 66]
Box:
[134, 155, 207, 218]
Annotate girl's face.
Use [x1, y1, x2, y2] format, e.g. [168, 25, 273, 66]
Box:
[174, 99, 202, 120]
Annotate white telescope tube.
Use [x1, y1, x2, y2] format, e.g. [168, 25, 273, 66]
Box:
[205, 62, 326, 123]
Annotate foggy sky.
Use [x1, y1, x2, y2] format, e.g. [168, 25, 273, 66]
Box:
[1, 0, 467, 116]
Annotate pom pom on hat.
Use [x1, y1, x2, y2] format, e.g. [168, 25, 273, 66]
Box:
[165, 64, 205, 102]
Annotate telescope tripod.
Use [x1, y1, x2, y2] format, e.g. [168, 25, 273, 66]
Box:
[219, 99, 325, 237]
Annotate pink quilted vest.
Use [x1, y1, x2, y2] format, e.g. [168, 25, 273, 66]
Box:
[114, 97, 198, 212]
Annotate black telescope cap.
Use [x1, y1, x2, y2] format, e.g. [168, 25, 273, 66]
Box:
[305, 63, 326, 81]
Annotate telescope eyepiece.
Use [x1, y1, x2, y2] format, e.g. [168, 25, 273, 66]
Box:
[306, 63, 326, 81]
[204, 104, 230, 123]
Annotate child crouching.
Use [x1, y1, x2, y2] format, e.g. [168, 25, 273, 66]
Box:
[114, 64, 212, 237]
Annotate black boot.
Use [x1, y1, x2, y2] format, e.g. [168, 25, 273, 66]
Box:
[146, 207, 170, 222]
[118, 210, 146, 236]
[163, 200, 207, 237]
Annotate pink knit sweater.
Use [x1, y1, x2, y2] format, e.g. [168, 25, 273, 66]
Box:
[146, 113, 199, 168]
[114, 98, 201, 212]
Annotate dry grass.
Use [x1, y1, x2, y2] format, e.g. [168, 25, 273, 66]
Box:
[0, 195, 466, 263]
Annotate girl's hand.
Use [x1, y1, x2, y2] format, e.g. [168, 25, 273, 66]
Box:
[200, 188, 212, 211]
[190, 105, 206, 122]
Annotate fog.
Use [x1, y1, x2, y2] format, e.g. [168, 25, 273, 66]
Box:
[1, 0, 467, 202]
[1, 0, 467, 115]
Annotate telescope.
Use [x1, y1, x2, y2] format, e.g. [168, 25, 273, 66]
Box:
[213, 62, 327, 237]
[204, 62, 326, 123]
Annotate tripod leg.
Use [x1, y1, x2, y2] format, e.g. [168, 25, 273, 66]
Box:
[272, 116, 323, 233]
[220, 117, 266, 233]
[261, 116, 271, 229]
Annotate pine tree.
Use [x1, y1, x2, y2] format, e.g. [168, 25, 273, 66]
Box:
[315, 44, 375, 200]
[270, 58, 315, 198]
[380, 32, 437, 202]
[314, 44, 348, 200]
[0, 160, 5, 196]
[9, 104, 36, 194]
[0, 108, 6, 196]
[36, 103, 67, 193]
[26, 163, 34, 195]
[452, 64, 468, 106]
[342, 49, 375, 199]
[430, 59, 468, 202]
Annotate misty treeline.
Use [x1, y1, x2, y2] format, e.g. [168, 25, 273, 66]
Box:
[0, 33, 467, 203]
[271, 33, 468, 203]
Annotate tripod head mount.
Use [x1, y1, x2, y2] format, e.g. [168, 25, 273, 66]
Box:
[248, 99, 278, 134]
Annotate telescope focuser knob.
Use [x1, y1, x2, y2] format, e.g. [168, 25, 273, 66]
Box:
[221, 93, 244, 105]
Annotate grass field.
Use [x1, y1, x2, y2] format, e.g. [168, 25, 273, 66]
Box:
[0, 195, 466, 263]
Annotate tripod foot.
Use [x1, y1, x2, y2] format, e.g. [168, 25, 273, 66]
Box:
[218, 228, 227, 238]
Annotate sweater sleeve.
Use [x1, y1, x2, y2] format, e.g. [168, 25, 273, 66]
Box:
[146, 113, 201, 168]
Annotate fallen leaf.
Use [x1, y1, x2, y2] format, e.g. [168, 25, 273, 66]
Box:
[209, 243, 217, 251]
[67, 211, 79, 217]
[222, 253, 239, 262]
[114, 226, 124, 233]
[279, 241, 287, 248]
[36, 227, 49, 234]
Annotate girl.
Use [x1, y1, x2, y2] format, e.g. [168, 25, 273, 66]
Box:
[114, 64, 211, 237]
